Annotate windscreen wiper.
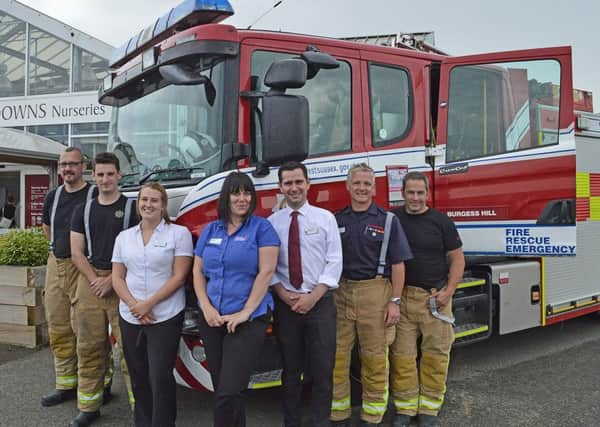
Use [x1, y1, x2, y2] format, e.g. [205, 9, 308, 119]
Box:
[138, 166, 206, 185]
[121, 172, 141, 178]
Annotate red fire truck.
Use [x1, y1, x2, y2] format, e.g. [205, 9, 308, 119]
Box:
[99, 0, 600, 391]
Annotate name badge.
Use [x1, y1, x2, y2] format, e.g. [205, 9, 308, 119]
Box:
[153, 240, 167, 248]
[304, 227, 319, 235]
[339, 227, 346, 234]
[209, 238, 223, 245]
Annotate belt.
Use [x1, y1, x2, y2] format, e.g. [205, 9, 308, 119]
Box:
[342, 275, 387, 283]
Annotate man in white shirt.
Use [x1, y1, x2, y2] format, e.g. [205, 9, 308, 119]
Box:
[268, 161, 343, 427]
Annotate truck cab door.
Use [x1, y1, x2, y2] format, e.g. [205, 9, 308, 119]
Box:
[434, 47, 575, 256]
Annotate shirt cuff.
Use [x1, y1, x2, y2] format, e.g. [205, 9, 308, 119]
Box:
[317, 275, 340, 289]
[174, 251, 194, 257]
[269, 273, 281, 286]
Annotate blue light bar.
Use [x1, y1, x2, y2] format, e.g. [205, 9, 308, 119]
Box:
[110, 0, 234, 68]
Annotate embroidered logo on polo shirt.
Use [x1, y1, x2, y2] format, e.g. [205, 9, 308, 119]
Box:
[365, 224, 384, 237]
[115, 210, 124, 218]
[234, 235, 248, 242]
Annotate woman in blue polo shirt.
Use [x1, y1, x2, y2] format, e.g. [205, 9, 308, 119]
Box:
[193, 171, 280, 427]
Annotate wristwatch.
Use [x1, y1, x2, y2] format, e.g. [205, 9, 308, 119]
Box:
[390, 297, 402, 305]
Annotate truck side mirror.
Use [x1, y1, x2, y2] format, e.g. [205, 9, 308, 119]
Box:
[252, 58, 309, 177]
[300, 48, 339, 80]
[159, 63, 216, 105]
[261, 94, 309, 165]
[264, 58, 307, 90]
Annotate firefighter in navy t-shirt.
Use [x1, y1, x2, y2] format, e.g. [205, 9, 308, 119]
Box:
[390, 171, 465, 427]
[40, 147, 96, 408]
[331, 163, 412, 427]
[69, 152, 138, 426]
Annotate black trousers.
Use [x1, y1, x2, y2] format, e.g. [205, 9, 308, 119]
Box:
[198, 311, 269, 427]
[274, 293, 336, 427]
[119, 312, 183, 427]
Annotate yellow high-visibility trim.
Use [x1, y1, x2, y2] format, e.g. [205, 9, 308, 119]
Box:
[384, 347, 390, 409]
[248, 379, 282, 390]
[576, 300, 598, 308]
[549, 299, 599, 315]
[457, 279, 486, 289]
[78, 390, 103, 403]
[551, 305, 573, 314]
[419, 395, 443, 410]
[331, 397, 351, 411]
[576, 172, 590, 197]
[394, 398, 418, 410]
[363, 401, 387, 415]
[56, 375, 77, 387]
[590, 197, 600, 221]
[454, 325, 489, 339]
[128, 391, 136, 404]
[541, 257, 546, 326]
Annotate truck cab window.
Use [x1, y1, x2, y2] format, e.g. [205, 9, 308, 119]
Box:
[110, 59, 225, 186]
[446, 59, 561, 162]
[251, 50, 352, 158]
[369, 63, 412, 146]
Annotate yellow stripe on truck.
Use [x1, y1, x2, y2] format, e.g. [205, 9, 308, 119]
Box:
[576, 172, 590, 197]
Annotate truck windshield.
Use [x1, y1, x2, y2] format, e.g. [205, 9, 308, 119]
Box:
[109, 60, 225, 187]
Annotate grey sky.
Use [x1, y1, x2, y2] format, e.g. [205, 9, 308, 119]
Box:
[20, 0, 599, 111]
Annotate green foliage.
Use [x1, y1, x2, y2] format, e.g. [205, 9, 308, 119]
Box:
[0, 228, 49, 266]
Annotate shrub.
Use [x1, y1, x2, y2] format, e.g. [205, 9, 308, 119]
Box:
[0, 228, 49, 266]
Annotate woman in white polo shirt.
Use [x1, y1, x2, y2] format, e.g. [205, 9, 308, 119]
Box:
[112, 182, 193, 427]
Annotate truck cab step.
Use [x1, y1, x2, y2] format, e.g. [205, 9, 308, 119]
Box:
[454, 322, 491, 345]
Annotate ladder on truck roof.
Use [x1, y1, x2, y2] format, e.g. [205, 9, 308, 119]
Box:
[340, 31, 448, 55]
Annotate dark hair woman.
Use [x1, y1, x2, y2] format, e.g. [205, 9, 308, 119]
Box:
[193, 171, 280, 427]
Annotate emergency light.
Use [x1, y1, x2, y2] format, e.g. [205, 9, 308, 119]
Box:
[109, 0, 234, 68]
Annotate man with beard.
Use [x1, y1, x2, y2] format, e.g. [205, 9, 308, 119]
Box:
[41, 147, 97, 407]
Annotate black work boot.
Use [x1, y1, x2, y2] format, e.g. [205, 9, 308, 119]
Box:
[69, 410, 100, 427]
[392, 414, 413, 427]
[331, 420, 351, 427]
[418, 414, 439, 427]
[102, 380, 112, 405]
[360, 421, 381, 426]
[41, 389, 76, 407]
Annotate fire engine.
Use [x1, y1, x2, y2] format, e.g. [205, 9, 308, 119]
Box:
[99, 0, 600, 391]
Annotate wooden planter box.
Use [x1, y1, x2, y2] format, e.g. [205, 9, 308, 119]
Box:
[0, 265, 48, 348]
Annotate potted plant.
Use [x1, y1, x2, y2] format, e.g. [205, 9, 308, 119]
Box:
[0, 228, 49, 347]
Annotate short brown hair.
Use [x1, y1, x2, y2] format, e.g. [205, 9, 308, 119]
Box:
[402, 171, 429, 191]
[278, 161, 308, 183]
[93, 152, 120, 172]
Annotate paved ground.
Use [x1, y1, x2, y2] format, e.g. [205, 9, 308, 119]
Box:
[1, 315, 599, 426]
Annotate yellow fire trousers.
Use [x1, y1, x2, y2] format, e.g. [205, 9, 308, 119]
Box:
[45, 253, 79, 390]
[331, 277, 395, 424]
[390, 286, 454, 417]
[74, 270, 132, 412]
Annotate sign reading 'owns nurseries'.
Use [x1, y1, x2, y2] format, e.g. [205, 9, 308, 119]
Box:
[0, 92, 111, 127]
